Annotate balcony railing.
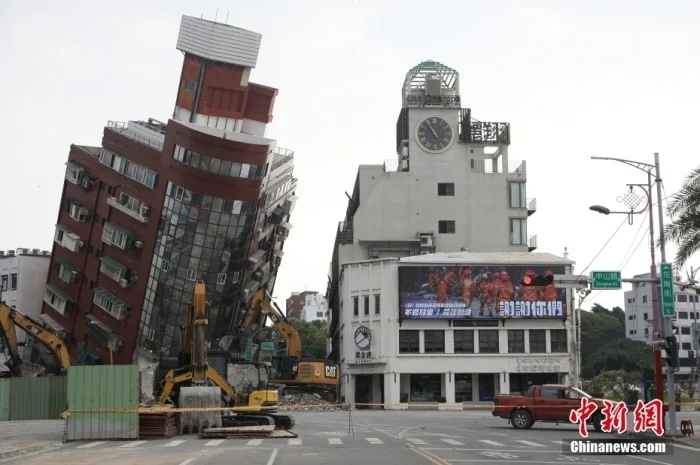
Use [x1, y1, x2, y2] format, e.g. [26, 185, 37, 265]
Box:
[527, 198, 537, 216]
[528, 235, 538, 252]
[107, 196, 148, 223]
[459, 109, 511, 145]
[470, 159, 526, 175]
[106, 121, 164, 151]
[337, 220, 353, 245]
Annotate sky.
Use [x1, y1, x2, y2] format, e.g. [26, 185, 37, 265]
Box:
[1, 0, 700, 314]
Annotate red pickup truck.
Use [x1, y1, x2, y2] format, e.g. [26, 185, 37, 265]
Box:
[492, 384, 607, 431]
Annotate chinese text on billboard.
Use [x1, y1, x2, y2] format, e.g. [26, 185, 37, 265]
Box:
[398, 265, 567, 319]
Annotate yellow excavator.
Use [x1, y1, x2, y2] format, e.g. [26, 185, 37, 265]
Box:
[238, 288, 340, 402]
[0, 302, 71, 377]
[157, 281, 294, 433]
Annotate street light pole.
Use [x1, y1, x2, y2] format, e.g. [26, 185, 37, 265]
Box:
[591, 153, 678, 435]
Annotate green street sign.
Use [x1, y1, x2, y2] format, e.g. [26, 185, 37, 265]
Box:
[590, 271, 622, 290]
[245, 339, 253, 361]
[261, 342, 274, 351]
[660, 262, 676, 317]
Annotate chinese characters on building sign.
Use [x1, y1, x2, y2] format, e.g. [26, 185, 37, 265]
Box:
[355, 351, 372, 362]
[406, 95, 461, 107]
[515, 357, 561, 373]
[499, 301, 563, 318]
[570, 398, 664, 438]
[468, 122, 509, 144]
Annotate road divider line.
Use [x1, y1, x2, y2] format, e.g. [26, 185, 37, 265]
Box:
[441, 439, 464, 446]
[514, 440, 546, 447]
[266, 448, 278, 465]
[119, 441, 147, 448]
[247, 439, 263, 446]
[177, 459, 195, 465]
[164, 440, 186, 447]
[416, 448, 452, 465]
[366, 438, 383, 444]
[406, 438, 428, 444]
[205, 439, 225, 446]
[77, 441, 105, 449]
[478, 439, 505, 447]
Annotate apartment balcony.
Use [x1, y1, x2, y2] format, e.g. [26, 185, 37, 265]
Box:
[528, 235, 538, 252]
[107, 196, 149, 223]
[84, 314, 124, 350]
[270, 147, 295, 172]
[527, 198, 537, 216]
[470, 159, 526, 176]
[93, 287, 128, 320]
[99, 256, 128, 285]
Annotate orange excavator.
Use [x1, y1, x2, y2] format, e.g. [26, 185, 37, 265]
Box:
[237, 288, 340, 402]
[0, 302, 71, 376]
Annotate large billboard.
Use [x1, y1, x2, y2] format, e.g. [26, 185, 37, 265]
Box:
[398, 265, 567, 320]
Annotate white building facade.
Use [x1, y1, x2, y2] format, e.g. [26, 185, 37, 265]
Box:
[0, 248, 51, 363]
[326, 60, 539, 369]
[336, 252, 574, 407]
[624, 272, 700, 378]
[301, 293, 328, 322]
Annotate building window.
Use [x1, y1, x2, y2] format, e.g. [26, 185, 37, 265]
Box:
[101, 222, 131, 250]
[550, 329, 567, 353]
[374, 294, 380, 315]
[438, 220, 456, 234]
[364, 296, 369, 315]
[44, 286, 73, 315]
[186, 269, 197, 281]
[437, 183, 455, 196]
[508, 330, 525, 353]
[353, 297, 359, 316]
[10, 273, 17, 290]
[644, 328, 649, 337]
[159, 259, 169, 272]
[184, 79, 196, 91]
[678, 294, 688, 303]
[399, 330, 420, 353]
[0, 275, 7, 291]
[68, 202, 89, 222]
[424, 330, 445, 353]
[642, 295, 647, 303]
[479, 330, 499, 353]
[643, 312, 648, 320]
[681, 327, 691, 335]
[453, 330, 474, 353]
[679, 311, 688, 319]
[509, 182, 526, 208]
[529, 329, 546, 353]
[216, 273, 227, 285]
[231, 271, 240, 283]
[93, 287, 128, 320]
[628, 315, 635, 320]
[510, 218, 527, 245]
[682, 342, 692, 350]
[58, 263, 76, 284]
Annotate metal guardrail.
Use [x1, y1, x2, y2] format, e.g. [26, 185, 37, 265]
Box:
[527, 198, 537, 212]
[528, 234, 538, 249]
[106, 121, 164, 151]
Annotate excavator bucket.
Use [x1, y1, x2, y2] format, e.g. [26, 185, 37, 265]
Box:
[178, 386, 222, 434]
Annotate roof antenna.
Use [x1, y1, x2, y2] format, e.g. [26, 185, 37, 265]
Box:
[563, 246, 569, 259]
[215, 9, 218, 22]
[226, 11, 229, 24]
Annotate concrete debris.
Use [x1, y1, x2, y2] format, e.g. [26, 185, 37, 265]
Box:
[278, 392, 341, 411]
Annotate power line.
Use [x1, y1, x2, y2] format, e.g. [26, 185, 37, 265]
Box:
[576, 215, 628, 279]
[616, 210, 649, 269]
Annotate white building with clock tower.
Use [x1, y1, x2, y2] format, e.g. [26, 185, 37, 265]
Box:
[324, 60, 563, 406]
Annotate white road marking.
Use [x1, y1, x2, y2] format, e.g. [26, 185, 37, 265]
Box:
[77, 441, 105, 449]
[119, 441, 147, 448]
[266, 448, 278, 465]
[550, 440, 566, 445]
[205, 439, 225, 446]
[671, 443, 700, 452]
[164, 440, 186, 447]
[478, 439, 506, 447]
[288, 438, 302, 446]
[489, 432, 508, 436]
[177, 459, 195, 465]
[625, 456, 674, 465]
[441, 438, 464, 446]
[514, 440, 546, 447]
[328, 438, 342, 444]
[366, 437, 383, 444]
[247, 439, 263, 446]
[405, 438, 427, 444]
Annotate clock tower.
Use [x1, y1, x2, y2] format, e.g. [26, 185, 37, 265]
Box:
[395, 60, 462, 171]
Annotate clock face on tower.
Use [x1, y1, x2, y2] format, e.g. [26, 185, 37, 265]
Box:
[416, 116, 453, 153]
[354, 325, 371, 350]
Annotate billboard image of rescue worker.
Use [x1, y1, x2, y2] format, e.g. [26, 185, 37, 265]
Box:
[398, 265, 567, 320]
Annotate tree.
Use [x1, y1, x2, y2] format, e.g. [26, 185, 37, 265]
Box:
[287, 318, 328, 360]
[586, 369, 642, 400]
[580, 306, 625, 362]
[582, 339, 654, 380]
[660, 166, 700, 268]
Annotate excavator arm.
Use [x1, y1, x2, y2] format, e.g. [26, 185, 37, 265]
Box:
[240, 289, 302, 358]
[0, 303, 70, 375]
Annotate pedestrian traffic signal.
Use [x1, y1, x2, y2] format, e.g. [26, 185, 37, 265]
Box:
[664, 336, 680, 368]
[520, 275, 554, 286]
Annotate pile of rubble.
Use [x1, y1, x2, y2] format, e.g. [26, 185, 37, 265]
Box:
[278, 392, 341, 412]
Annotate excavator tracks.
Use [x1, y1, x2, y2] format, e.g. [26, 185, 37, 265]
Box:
[221, 413, 295, 430]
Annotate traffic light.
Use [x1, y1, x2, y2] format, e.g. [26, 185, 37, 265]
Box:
[664, 336, 680, 368]
[520, 274, 554, 286]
